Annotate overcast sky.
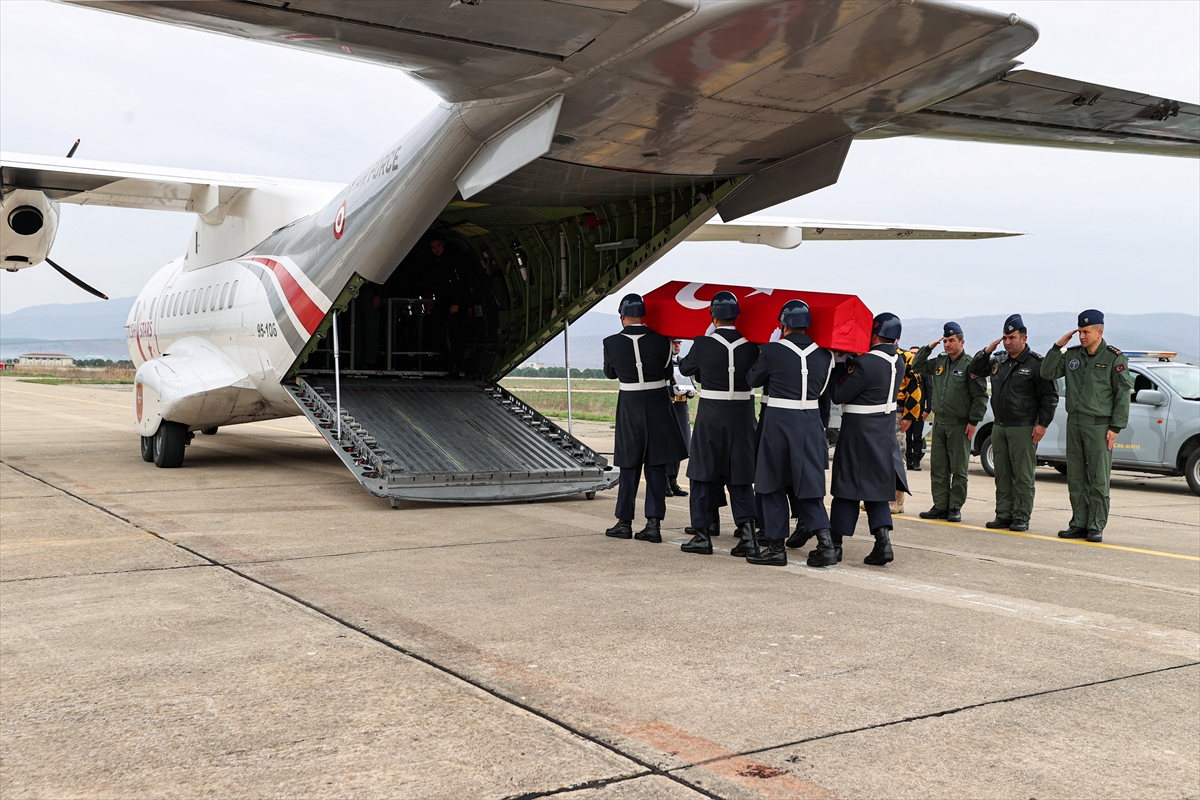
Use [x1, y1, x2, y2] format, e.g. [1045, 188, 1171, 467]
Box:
[1, 0, 1197, 323]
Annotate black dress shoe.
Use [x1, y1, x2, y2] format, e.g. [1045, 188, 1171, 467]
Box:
[785, 519, 812, 549]
[634, 518, 662, 543]
[730, 522, 760, 557]
[746, 538, 787, 566]
[681, 527, 712, 555]
[909, 462, 922, 472]
[918, 507, 948, 519]
[664, 484, 674, 497]
[1009, 520, 1029, 532]
[669, 481, 688, 497]
[1086, 529, 1103, 542]
[605, 520, 633, 539]
[1058, 527, 1087, 539]
[863, 527, 893, 566]
[946, 509, 962, 523]
[985, 518, 1012, 529]
[806, 529, 838, 567]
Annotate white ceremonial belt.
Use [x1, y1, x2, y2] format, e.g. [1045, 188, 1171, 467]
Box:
[619, 380, 669, 391]
[700, 389, 753, 401]
[843, 402, 893, 415]
[767, 397, 820, 410]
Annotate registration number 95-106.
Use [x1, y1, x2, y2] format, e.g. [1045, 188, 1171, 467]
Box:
[256, 322, 278, 338]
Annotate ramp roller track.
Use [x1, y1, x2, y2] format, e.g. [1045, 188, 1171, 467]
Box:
[287, 376, 616, 504]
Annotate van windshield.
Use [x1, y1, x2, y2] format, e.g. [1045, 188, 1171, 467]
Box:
[1147, 365, 1200, 401]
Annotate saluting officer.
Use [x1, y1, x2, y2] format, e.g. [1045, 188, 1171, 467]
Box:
[970, 314, 1059, 532]
[1041, 309, 1132, 543]
[912, 321, 988, 522]
[603, 294, 689, 543]
[816, 313, 910, 566]
[745, 300, 834, 567]
[676, 292, 760, 555]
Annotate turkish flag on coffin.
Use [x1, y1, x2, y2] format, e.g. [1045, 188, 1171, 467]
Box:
[642, 281, 874, 353]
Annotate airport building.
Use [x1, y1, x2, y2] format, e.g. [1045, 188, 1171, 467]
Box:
[15, 353, 73, 367]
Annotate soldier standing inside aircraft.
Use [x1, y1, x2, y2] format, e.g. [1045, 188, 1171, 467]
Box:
[603, 294, 689, 543]
[677, 293, 760, 556]
[1041, 310, 1132, 543]
[913, 322, 988, 523]
[745, 300, 833, 567]
[815, 313, 911, 567]
[970, 314, 1059, 532]
[666, 338, 693, 498]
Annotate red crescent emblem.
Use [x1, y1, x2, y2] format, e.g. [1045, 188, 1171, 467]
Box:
[333, 201, 347, 240]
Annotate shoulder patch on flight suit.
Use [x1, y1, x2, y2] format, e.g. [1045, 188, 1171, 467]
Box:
[1115, 363, 1126, 373]
[935, 365, 944, 375]
[992, 363, 1000, 374]
[1068, 359, 1080, 370]
[1032, 352, 1044, 360]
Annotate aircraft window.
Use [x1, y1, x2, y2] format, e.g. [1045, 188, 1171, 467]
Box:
[204, 285, 214, 312]
[188, 288, 196, 314]
[219, 282, 230, 309]
[172, 293, 180, 317]
[149, 298, 156, 319]
[229, 280, 238, 307]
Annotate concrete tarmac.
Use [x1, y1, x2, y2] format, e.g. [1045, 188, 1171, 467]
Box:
[1, 378, 1197, 799]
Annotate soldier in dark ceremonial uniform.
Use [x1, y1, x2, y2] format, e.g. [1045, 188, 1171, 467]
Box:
[665, 339, 693, 498]
[745, 300, 834, 567]
[815, 313, 911, 567]
[602, 294, 689, 543]
[970, 314, 1059, 532]
[676, 292, 760, 556]
[1042, 309, 1132, 543]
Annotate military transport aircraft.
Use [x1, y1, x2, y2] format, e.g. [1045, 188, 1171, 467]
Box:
[2, 0, 1197, 506]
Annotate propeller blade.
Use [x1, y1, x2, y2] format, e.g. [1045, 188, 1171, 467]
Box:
[46, 257, 108, 300]
[65, 139, 80, 158]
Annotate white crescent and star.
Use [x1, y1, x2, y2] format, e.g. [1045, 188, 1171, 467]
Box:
[673, 282, 775, 309]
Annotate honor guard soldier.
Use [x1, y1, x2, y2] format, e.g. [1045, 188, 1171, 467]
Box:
[603, 294, 689, 543]
[1042, 310, 1132, 542]
[666, 338, 693, 498]
[817, 313, 910, 566]
[745, 300, 834, 566]
[970, 314, 1059, 532]
[913, 321, 988, 522]
[677, 292, 760, 555]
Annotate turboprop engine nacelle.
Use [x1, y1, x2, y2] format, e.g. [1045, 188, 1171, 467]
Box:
[1, 189, 59, 271]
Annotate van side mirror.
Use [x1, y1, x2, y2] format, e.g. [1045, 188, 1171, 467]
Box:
[1135, 389, 1165, 406]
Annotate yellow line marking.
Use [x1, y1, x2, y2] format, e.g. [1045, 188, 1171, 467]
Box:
[898, 514, 1200, 561]
[246, 422, 322, 437]
[0, 387, 128, 409]
[0, 533, 154, 550]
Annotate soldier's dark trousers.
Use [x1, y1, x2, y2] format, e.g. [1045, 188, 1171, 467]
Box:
[692, 481, 753, 529]
[667, 402, 691, 480]
[1065, 420, 1114, 531]
[761, 492, 829, 540]
[930, 419, 970, 511]
[830, 497, 892, 537]
[615, 463, 667, 521]
[905, 419, 926, 465]
[993, 424, 1037, 522]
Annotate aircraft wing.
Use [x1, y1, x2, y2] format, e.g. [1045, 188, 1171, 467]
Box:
[861, 70, 1200, 158]
[2, 152, 341, 220]
[688, 217, 1023, 250]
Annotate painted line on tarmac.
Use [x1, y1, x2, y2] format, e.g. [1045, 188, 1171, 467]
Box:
[681, 661, 1200, 772]
[896, 514, 1200, 561]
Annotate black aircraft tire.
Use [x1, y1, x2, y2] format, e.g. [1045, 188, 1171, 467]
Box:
[979, 435, 994, 477]
[201, 427, 218, 436]
[154, 422, 188, 469]
[140, 436, 154, 463]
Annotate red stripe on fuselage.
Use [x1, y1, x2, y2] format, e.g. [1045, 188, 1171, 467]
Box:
[244, 257, 324, 334]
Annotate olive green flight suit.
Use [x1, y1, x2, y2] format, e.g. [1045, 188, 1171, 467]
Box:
[913, 347, 989, 513]
[1042, 340, 1132, 532]
[969, 346, 1059, 523]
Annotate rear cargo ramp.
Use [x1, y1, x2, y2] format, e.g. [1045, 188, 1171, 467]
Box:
[288, 377, 615, 504]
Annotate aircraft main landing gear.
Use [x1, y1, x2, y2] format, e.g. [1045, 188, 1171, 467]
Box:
[201, 427, 218, 435]
[153, 421, 189, 468]
[140, 436, 154, 463]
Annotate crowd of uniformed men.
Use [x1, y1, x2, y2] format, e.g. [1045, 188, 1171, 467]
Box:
[602, 293, 1133, 566]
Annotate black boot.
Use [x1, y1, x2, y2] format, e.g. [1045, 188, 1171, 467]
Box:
[918, 507, 948, 519]
[831, 532, 843, 563]
[730, 521, 760, 557]
[806, 529, 838, 567]
[746, 537, 787, 566]
[634, 518, 662, 543]
[786, 518, 812, 549]
[709, 516, 721, 537]
[669, 480, 688, 497]
[681, 527, 712, 555]
[664, 483, 674, 497]
[863, 527, 894, 566]
[606, 520, 633, 539]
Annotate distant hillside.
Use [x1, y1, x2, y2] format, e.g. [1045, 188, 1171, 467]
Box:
[0, 297, 135, 340]
[0, 339, 130, 360]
